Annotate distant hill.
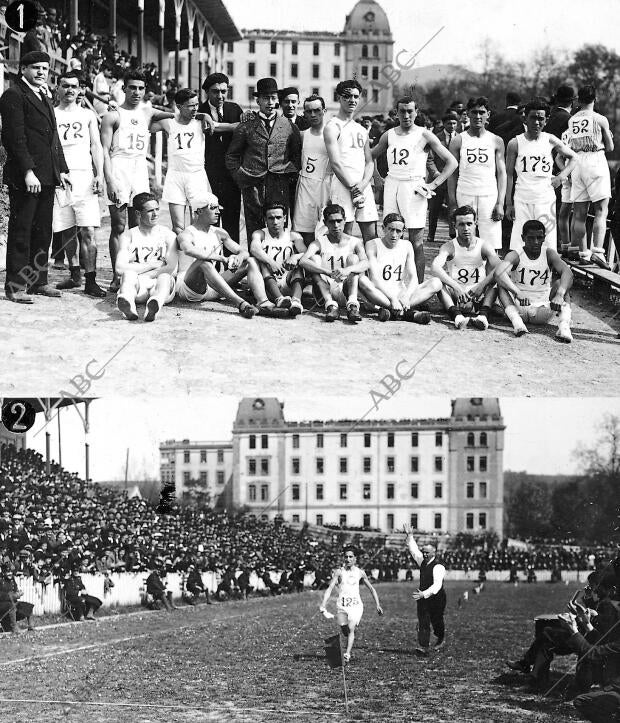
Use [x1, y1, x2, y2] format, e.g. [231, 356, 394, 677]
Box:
[504, 471, 582, 496]
[398, 63, 479, 90]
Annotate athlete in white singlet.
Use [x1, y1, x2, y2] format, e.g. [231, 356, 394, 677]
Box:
[101, 70, 174, 290]
[372, 97, 457, 281]
[175, 192, 277, 317]
[366, 213, 442, 324]
[115, 193, 178, 322]
[300, 203, 393, 322]
[506, 99, 576, 252]
[250, 203, 306, 316]
[566, 85, 615, 267]
[293, 95, 332, 246]
[151, 88, 212, 235]
[324, 80, 377, 242]
[495, 219, 573, 341]
[432, 205, 500, 330]
[447, 97, 506, 250]
[320, 547, 383, 664]
[53, 71, 106, 297]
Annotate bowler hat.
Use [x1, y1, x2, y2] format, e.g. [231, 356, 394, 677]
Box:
[254, 77, 278, 96]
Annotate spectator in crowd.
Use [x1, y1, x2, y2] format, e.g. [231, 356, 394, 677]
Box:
[0, 565, 34, 632]
[63, 566, 102, 621]
[145, 561, 176, 611]
[183, 563, 210, 605]
[546, 85, 575, 138]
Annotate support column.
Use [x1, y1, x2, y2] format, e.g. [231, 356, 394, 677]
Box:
[137, 0, 145, 66]
[185, 3, 197, 88]
[173, 0, 184, 86]
[70, 0, 79, 37]
[158, 0, 166, 90]
[196, 16, 207, 95]
[84, 399, 91, 482]
[109, 0, 117, 46]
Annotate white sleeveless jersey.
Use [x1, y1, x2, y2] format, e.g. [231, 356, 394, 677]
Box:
[260, 228, 296, 263]
[110, 107, 150, 160]
[511, 248, 552, 306]
[300, 128, 331, 180]
[178, 225, 222, 275]
[317, 233, 358, 273]
[448, 237, 485, 286]
[374, 237, 413, 293]
[386, 126, 427, 180]
[514, 132, 555, 202]
[337, 566, 363, 608]
[566, 110, 605, 154]
[54, 106, 95, 171]
[166, 118, 205, 172]
[126, 225, 175, 266]
[326, 117, 368, 180]
[457, 130, 498, 196]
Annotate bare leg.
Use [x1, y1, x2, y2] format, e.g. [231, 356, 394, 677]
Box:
[498, 287, 528, 336]
[359, 220, 378, 244]
[80, 226, 106, 296]
[168, 203, 187, 235]
[56, 227, 81, 290]
[201, 262, 257, 310]
[591, 198, 610, 267]
[570, 201, 589, 259]
[408, 228, 425, 283]
[558, 201, 572, 253]
[108, 205, 127, 288]
[117, 272, 140, 321]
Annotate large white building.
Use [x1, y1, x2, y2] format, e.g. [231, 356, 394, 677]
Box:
[160, 397, 505, 535]
[220, 0, 394, 114]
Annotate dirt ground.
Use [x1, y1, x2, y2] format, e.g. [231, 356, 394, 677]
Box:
[0, 208, 618, 398]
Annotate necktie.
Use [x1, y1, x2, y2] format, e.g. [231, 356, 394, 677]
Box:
[217, 108, 223, 123]
[264, 116, 272, 134]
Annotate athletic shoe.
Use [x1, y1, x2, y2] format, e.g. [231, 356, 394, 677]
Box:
[405, 310, 431, 325]
[505, 659, 530, 674]
[275, 295, 292, 309]
[144, 297, 160, 322]
[53, 261, 66, 270]
[513, 320, 528, 337]
[454, 314, 468, 330]
[377, 308, 391, 322]
[84, 282, 107, 298]
[56, 278, 80, 290]
[346, 302, 362, 323]
[556, 321, 573, 343]
[117, 296, 139, 321]
[591, 252, 611, 271]
[238, 301, 257, 318]
[390, 309, 404, 321]
[469, 314, 489, 330]
[433, 638, 446, 650]
[288, 300, 303, 317]
[31, 284, 61, 298]
[325, 304, 339, 322]
[414, 646, 429, 657]
[343, 652, 351, 663]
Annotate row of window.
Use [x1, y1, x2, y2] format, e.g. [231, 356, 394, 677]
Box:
[182, 471, 225, 484]
[245, 62, 342, 80]
[182, 450, 225, 464]
[251, 431, 443, 450]
[248, 455, 448, 476]
[467, 432, 489, 447]
[290, 512, 488, 531]
[237, 40, 343, 57]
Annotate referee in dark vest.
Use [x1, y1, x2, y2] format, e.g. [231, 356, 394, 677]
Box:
[0, 50, 71, 303]
[404, 524, 447, 656]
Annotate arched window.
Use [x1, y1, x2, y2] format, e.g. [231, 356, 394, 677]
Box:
[480, 432, 488, 446]
[467, 432, 475, 447]
[372, 44, 379, 57]
[361, 44, 368, 58]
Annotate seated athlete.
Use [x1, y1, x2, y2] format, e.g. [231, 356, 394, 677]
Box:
[431, 205, 500, 330]
[249, 203, 306, 317]
[320, 546, 383, 664]
[116, 192, 178, 322]
[175, 192, 274, 317]
[366, 213, 442, 324]
[495, 219, 573, 342]
[300, 203, 392, 322]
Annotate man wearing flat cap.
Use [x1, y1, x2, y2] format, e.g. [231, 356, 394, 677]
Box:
[226, 77, 302, 242]
[198, 72, 243, 242]
[0, 51, 71, 303]
[404, 524, 447, 656]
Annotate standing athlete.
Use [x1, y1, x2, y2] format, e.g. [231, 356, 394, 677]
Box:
[100, 69, 173, 291]
[320, 547, 383, 664]
[566, 85, 615, 267]
[52, 70, 106, 297]
[324, 79, 378, 243]
[448, 96, 506, 251]
[372, 96, 457, 282]
[150, 88, 212, 234]
[293, 95, 332, 247]
[404, 525, 447, 657]
[506, 98, 577, 251]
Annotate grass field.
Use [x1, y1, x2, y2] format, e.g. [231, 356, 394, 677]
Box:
[0, 581, 587, 722]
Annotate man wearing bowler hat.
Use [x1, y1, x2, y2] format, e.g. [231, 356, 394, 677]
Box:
[0, 50, 71, 303]
[225, 77, 302, 242]
[404, 524, 447, 656]
[546, 85, 576, 138]
[198, 72, 243, 242]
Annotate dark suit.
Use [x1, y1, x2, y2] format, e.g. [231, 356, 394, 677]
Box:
[545, 107, 571, 139]
[225, 114, 301, 240]
[0, 78, 68, 293]
[198, 100, 243, 242]
[428, 128, 457, 240]
[490, 108, 523, 146]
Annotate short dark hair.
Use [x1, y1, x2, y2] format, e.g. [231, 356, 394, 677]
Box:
[343, 546, 357, 556]
[506, 91, 521, 106]
[133, 192, 158, 212]
[303, 94, 325, 110]
[383, 212, 406, 227]
[442, 111, 458, 123]
[323, 203, 346, 221]
[263, 202, 287, 218]
[524, 97, 550, 117]
[454, 204, 477, 221]
[278, 86, 299, 101]
[123, 69, 146, 86]
[174, 88, 197, 106]
[578, 84, 596, 104]
[467, 96, 490, 111]
[395, 96, 415, 109]
[58, 69, 82, 84]
[336, 79, 363, 97]
[521, 219, 546, 237]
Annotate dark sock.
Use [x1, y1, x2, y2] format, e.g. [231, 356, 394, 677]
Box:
[478, 305, 490, 318]
[70, 265, 81, 282]
[85, 271, 97, 285]
[447, 306, 458, 321]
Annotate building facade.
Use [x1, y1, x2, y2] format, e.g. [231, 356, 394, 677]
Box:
[220, 0, 394, 114]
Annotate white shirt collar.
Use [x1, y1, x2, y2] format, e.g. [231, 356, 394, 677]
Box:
[22, 77, 50, 98]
